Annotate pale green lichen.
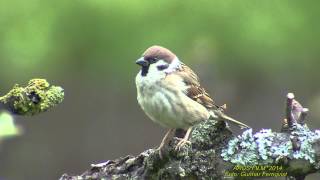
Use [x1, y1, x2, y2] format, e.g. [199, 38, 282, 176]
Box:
[0, 79, 64, 115]
[255, 129, 274, 162]
[191, 119, 228, 149]
[290, 124, 320, 164]
[221, 124, 320, 168]
[221, 129, 260, 165]
[271, 137, 292, 162]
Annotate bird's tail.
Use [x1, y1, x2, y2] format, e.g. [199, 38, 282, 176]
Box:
[209, 110, 250, 129]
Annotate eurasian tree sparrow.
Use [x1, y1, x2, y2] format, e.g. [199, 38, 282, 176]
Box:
[135, 45, 249, 157]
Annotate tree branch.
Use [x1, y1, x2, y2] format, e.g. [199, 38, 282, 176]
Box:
[60, 93, 320, 180]
[0, 79, 64, 115]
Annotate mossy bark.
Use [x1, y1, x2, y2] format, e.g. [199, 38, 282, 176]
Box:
[0, 79, 64, 115]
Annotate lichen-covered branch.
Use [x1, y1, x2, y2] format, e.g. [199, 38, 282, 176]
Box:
[60, 93, 320, 180]
[0, 79, 64, 115]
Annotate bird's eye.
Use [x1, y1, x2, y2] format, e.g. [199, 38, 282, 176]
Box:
[146, 57, 158, 64]
[157, 64, 169, 71]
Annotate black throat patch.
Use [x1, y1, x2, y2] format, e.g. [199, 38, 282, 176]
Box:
[141, 65, 150, 76]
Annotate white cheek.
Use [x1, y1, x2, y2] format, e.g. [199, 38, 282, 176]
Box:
[164, 57, 181, 73]
[136, 59, 180, 89]
[154, 60, 168, 66]
[143, 60, 168, 80]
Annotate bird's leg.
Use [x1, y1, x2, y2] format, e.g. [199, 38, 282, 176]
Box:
[175, 127, 192, 151]
[157, 128, 176, 159]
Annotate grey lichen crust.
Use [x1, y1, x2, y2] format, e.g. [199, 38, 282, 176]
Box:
[222, 125, 320, 167]
[0, 79, 64, 115]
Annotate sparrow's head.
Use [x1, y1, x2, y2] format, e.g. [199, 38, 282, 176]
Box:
[136, 45, 179, 76]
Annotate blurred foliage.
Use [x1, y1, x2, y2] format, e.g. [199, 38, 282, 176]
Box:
[0, 0, 320, 179]
[0, 111, 21, 139]
[0, 0, 320, 85]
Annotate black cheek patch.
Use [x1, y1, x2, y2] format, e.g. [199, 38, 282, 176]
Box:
[157, 64, 169, 71]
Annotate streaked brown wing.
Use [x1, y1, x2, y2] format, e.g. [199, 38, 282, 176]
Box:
[176, 63, 219, 110]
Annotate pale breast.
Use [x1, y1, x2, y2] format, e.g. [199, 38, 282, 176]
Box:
[136, 72, 210, 129]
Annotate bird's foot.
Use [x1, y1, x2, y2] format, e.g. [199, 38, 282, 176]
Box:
[174, 137, 191, 151]
[174, 127, 193, 151]
[157, 144, 166, 159]
[157, 128, 176, 159]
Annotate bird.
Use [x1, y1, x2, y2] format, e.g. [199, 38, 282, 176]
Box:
[135, 45, 250, 158]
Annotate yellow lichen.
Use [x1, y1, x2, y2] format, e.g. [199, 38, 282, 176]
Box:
[0, 79, 64, 115]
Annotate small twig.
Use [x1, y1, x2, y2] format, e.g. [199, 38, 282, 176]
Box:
[298, 108, 309, 125]
[292, 99, 303, 122]
[286, 93, 295, 130]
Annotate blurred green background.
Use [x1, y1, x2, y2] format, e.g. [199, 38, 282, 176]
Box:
[1, 0, 320, 179]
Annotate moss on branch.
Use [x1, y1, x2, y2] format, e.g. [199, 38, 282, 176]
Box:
[0, 79, 64, 115]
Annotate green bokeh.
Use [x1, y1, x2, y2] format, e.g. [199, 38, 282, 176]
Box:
[1, 1, 320, 179]
[1, 0, 319, 82]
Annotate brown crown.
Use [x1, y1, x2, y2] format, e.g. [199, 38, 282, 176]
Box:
[143, 45, 176, 63]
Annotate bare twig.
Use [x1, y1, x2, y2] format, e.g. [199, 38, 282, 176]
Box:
[298, 108, 309, 125]
[286, 93, 295, 129]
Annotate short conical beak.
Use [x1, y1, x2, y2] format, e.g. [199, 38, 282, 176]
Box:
[135, 57, 149, 67]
